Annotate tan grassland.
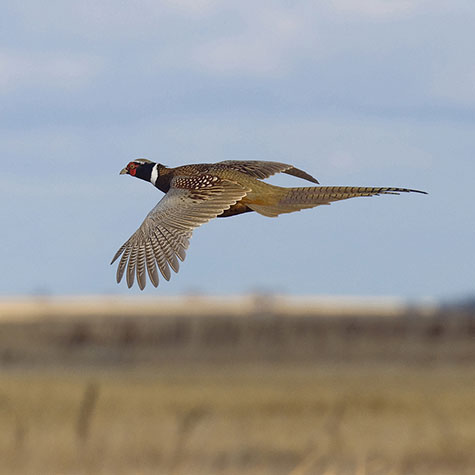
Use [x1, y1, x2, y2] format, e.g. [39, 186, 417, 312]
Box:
[0, 296, 473, 474]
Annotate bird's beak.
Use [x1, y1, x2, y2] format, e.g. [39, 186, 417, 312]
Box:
[119, 167, 128, 175]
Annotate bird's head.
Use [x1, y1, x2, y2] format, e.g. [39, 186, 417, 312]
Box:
[120, 158, 157, 182]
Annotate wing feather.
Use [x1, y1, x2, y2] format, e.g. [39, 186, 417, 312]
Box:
[116, 245, 132, 284]
[217, 160, 319, 184]
[144, 241, 159, 287]
[126, 246, 138, 289]
[150, 231, 171, 281]
[154, 228, 180, 274]
[160, 226, 189, 261]
[111, 175, 249, 289]
[136, 244, 147, 290]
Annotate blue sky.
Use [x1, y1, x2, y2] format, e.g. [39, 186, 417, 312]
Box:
[1, 1, 474, 299]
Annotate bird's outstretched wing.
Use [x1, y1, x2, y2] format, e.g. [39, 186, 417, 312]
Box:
[111, 175, 249, 289]
[217, 160, 319, 184]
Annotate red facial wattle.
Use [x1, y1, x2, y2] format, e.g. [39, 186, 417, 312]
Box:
[128, 162, 137, 176]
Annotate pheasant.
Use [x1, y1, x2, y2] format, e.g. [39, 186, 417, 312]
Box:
[111, 159, 425, 289]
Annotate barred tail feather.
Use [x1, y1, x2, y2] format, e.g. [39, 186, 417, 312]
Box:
[248, 186, 426, 217]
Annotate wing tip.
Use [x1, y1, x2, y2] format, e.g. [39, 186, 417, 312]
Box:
[110, 250, 122, 265]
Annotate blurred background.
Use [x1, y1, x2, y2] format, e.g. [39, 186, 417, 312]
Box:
[1, 1, 475, 474]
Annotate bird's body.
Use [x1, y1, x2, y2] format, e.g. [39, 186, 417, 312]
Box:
[112, 159, 425, 289]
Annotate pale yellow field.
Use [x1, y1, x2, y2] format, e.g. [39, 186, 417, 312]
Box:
[0, 296, 473, 474]
[1, 364, 474, 475]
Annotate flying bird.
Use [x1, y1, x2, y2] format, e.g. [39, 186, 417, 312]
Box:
[111, 159, 425, 289]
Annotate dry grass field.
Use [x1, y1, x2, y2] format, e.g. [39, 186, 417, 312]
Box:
[1, 366, 475, 475]
[0, 296, 474, 474]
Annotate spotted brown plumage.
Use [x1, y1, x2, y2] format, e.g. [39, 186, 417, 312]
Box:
[112, 159, 426, 289]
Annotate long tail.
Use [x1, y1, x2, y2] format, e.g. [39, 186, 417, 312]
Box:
[247, 185, 426, 217]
